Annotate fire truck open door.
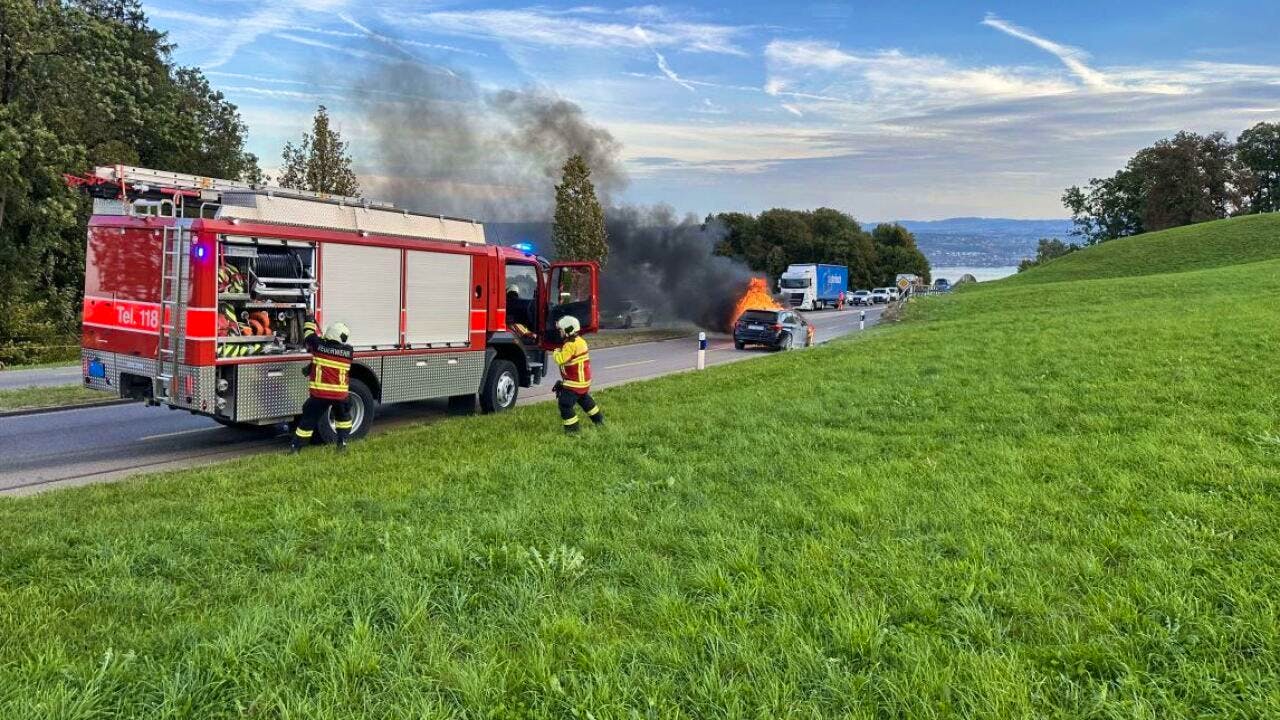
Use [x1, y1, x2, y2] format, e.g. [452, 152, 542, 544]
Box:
[541, 261, 598, 349]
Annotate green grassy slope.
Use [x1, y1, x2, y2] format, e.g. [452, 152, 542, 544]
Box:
[2, 227, 1279, 717]
[1008, 212, 1280, 285]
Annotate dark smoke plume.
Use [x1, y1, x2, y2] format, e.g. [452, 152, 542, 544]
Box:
[602, 207, 755, 329]
[358, 62, 624, 220]
[356, 59, 759, 330]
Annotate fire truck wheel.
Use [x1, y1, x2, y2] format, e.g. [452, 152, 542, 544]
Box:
[480, 359, 519, 413]
[317, 378, 376, 443]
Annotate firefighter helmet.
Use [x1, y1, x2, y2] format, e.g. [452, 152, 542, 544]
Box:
[556, 315, 580, 336]
[325, 322, 350, 343]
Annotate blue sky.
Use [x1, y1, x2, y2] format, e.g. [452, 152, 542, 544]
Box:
[144, 1, 1280, 220]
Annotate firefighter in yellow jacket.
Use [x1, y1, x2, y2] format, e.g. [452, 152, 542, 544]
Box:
[552, 315, 604, 433]
[291, 318, 355, 453]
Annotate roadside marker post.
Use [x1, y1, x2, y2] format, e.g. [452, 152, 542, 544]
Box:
[697, 332, 707, 370]
[860, 310, 866, 331]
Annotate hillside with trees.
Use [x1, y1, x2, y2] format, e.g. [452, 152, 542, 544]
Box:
[1062, 123, 1280, 244]
[0, 0, 261, 365]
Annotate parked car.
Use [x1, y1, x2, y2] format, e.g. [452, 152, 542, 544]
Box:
[847, 289, 873, 306]
[870, 288, 891, 304]
[602, 300, 654, 328]
[734, 309, 812, 351]
[887, 287, 900, 302]
[934, 278, 951, 292]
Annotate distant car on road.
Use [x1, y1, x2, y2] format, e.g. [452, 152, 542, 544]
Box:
[887, 287, 901, 302]
[734, 309, 812, 351]
[602, 300, 654, 329]
[871, 288, 891, 304]
[847, 289, 873, 306]
[934, 278, 951, 292]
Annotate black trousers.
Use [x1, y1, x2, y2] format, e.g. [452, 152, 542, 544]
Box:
[558, 389, 602, 431]
[293, 396, 352, 446]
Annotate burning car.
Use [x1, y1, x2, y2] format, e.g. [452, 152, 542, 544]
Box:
[733, 309, 813, 351]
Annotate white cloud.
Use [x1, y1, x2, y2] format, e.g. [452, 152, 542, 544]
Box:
[981, 14, 1116, 91]
[654, 51, 697, 92]
[399, 8, 748, 56]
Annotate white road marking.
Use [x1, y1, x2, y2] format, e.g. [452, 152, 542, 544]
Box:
[602, 359, 658, 370]
[140, 427, 220, 442]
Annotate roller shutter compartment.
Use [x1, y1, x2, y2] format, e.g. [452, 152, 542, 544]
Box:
[319, 244, 402, 349]
[405, 251, 471, 347]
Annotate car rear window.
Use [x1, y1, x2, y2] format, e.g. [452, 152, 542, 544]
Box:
[739, 310, 778, 322]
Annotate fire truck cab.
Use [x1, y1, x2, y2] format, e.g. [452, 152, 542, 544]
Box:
[75, 165, 598, 441]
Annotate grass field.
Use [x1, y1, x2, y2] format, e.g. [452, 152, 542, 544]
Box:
[0, 384, 111, 412]
[1, 219, 1278, 718]
[1004, 213, 1280, 286]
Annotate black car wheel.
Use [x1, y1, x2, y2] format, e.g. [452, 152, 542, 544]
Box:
[734, 340, 745, 350]
[623, 315, 633, 329]
[480, 359, 519, 413]
[316, 377, 375, 443]
[776, 333, 793, 352]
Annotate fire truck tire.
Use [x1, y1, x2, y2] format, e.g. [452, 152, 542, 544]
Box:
[317, 378, 375, 443]
[480, 359, 519, 413]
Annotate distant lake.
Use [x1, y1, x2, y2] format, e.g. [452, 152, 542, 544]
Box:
[931, 266, 1018, 283]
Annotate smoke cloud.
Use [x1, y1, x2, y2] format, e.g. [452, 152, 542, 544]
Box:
[356, 59, 760, 330]
[358, 62, 624, 220]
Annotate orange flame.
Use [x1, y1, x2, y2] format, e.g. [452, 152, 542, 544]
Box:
[729, 277, 784, 329]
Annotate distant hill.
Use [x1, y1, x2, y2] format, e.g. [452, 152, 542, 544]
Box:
[879, 218, 1074, 268]
[486, 217, 1076, 269]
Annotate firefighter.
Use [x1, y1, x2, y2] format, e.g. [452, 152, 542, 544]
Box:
[290, 318, 355, 453]
[551, 315, 603, 433]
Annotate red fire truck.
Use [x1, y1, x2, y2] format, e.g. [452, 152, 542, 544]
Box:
[74, 165, 598, 440]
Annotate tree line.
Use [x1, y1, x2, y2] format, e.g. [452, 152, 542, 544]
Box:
[1062, 123, 1280, 245]
[0, 1, 360, 365]
[711, 209, 930, 289]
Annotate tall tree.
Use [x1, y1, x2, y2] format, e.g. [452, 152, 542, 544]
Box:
[870, 223, 930, 285]
[278, 105, 359, 196]
[1063, 130, 1249, 244]
[0, 0, 260, 364]
[1237, 121, 1280, 214]
[1017, 238, 1079, 272]
[552, 154, 608, 266]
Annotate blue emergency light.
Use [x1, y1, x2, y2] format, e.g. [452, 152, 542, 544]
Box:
[512, 242, 536, 254]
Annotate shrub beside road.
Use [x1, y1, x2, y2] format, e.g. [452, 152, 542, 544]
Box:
[1, 215, 1278, 717]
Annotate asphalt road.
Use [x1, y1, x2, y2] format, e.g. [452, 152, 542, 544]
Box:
[0, 364, 81, 390]
[0, 306, 885, 495]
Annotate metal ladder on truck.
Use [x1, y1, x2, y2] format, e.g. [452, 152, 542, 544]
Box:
[154, 223, 188, 402]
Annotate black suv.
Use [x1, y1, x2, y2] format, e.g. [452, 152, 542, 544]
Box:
[734, 309, 812, 351]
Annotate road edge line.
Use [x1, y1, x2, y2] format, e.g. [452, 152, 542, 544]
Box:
[0, 398, 136, 419]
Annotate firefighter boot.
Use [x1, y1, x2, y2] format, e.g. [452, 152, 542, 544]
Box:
[563, 417, 581, 434]
[289, 438, 303, 455]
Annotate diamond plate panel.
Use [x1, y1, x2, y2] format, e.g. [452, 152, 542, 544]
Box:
[172, 364, 217, 413]
[381, 352, 485, 403]
[81, 349, 119, 393]
[235, 360, 311, 422]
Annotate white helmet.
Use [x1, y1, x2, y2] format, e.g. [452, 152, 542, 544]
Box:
[325, 322, 350, 343]
[556, 315, 581, 336]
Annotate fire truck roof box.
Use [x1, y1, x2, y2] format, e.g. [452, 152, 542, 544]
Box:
[217, 193, 486, 245]
[91, 165, 486, 245]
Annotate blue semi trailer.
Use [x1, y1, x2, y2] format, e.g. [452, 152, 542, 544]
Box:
[778, 263, 849, 310]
